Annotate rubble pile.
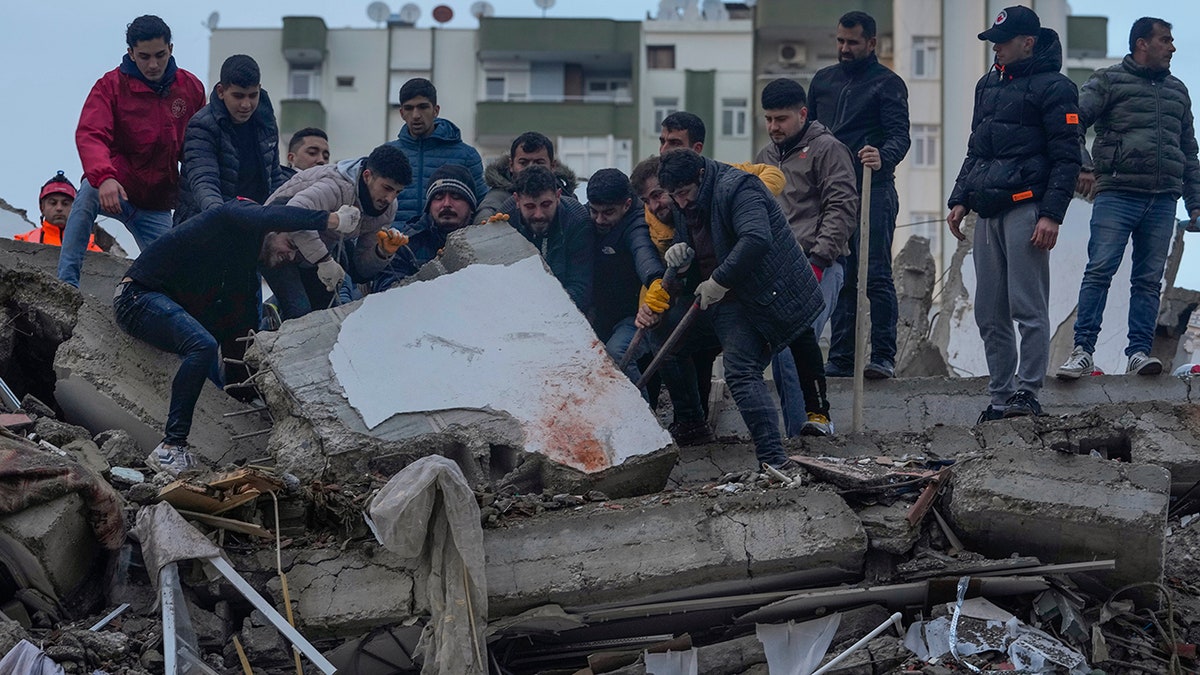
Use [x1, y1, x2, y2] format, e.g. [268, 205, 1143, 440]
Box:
[2, 233, 1200, 674]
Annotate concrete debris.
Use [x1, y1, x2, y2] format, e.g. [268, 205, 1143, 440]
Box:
[892, 235, 949, 377]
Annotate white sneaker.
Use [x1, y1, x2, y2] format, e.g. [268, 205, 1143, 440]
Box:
[146, 443, 196, 477]
[1056, 346, 1094, 380]
[1127, 351, 1163, 376]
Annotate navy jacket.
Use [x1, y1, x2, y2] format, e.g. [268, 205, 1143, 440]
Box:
[676, 157, 823, 350]
[948, 29, 1081, 222]
[387, 118, 487, 225]
[502, 196, 594, 313]
[372, 213, 458, 290]
[808, 52, 911, 188]
[175, 88, 285, 223]
[590, 203, 665, 341]
[127, 200, 329, 346]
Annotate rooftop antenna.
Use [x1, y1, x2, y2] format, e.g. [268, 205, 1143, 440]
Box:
[398, 2, 421, 25]
[470, 1, 495, 20]
[366, 1, 390, 26]
[202, 11, 220, 32]
[533, 0, 555, 18]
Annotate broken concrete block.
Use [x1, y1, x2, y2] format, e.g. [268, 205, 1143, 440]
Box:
[31, 417, 91, 448]
[0, 493, 101, 614]
[250, 222, 676, 496]
[945, 446, 1169, 595]
[484, 488, 866, 616]
[60, 439, 109, 477]
[94, 429, 144, 468]
[237, 609, 290, 666]
[0, 618, 29, 657]
[893, 236, 948, 378]
[856, 503, 919, 555]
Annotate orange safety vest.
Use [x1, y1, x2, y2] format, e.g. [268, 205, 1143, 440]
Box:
[13, 221, 102, 252]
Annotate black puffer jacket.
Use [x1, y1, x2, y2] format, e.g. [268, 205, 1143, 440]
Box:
[501, 195, 595, 313]
[948, 28, 1081, 222]
[808, 52, 911, 187]
[677, 157, 823, 350]
[175, 88, 285, 223]
[1080, 55, 1200, 212]
[590, 202, 665, 341]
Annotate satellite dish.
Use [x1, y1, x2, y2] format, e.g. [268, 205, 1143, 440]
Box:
[432, 4, 454, 23]
[533, 0, 555, 16]
[398, 2, 421, 24]
[470, 1, 495, 19]
[367, 1, 390, 24]
[202, 11, 220, 31]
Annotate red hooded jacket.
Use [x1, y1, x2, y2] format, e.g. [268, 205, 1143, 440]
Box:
[75, 64, 205, 211]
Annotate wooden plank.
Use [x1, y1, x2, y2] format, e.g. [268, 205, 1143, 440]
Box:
[177, 510, 273, 539]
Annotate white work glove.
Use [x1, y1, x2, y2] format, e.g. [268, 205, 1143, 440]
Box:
[316, 258, 345, 292]
[664, 243, 695, 272]
[333, 205, 361, 235]
[695, 278, 728, 310]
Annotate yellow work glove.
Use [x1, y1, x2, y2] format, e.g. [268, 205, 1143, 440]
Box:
[644, 278, 670, 313]
[375, 228, 409, 256]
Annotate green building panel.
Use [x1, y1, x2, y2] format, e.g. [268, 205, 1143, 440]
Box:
[685, 70, 716, 158]
[281, 16, 327, 66]
[1067, 16, 1109, 58]
[280, 99, 327, 135]
[475, 102, 637, 141]
[479, 18, 639, 55]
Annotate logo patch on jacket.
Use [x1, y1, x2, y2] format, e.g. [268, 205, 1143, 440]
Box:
[601, 246, 617, 255]
[1065, 113, 1079, 124]
[171, 98, 187, 118]
[1012, 190, 1034, 202]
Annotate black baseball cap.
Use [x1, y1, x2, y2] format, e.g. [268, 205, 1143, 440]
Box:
[978, 5, 1040, 42]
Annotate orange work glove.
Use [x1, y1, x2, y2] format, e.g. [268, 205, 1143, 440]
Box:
[644, 278, 670, 313]
[486, 212, 511, 223]
[376, 228, 409, 256]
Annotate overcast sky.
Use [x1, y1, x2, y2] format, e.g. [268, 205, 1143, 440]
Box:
[2, 1, 1198, 285]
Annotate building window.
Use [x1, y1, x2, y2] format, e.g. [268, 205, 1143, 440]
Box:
[560, 136, 633, 179]
[721, 98, 749, 137]
[647, 45, 676, 70]
[911, 124, 939, 168]
[906, 212, 942, 245]
[653, 97, 679, 129]
[486, 77, 506, 101]
[335, 76, 355, 88]
[288, 68, 320, 100]
[913, 37, 940, 80]
[585, 79, 632, 102]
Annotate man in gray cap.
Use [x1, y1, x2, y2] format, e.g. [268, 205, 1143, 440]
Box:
[946, 5, 1081, 422]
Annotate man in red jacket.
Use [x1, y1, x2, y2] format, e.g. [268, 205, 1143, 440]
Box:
[56, 15, 205, 288]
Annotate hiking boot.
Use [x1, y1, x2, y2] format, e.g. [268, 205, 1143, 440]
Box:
[863, 360, 895, 380]
[668, 420, 715, 446]
[1056, 346, 1093, 380]
[1126, 351, 1162, 376]
[800, 412, 834, 437]
[146, 442, 196, 477]
[976, 405, 1005, 424]
[824, 363, 853, 378]
[1002, 390, 1043, 418]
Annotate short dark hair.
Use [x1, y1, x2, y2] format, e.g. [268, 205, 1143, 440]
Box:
[1129, 17, 1171, 53]
[126, 15, 171, 48]
[288, 127, 328, 154]
[364, 144, 413, 185]
[219, 55, 261, 88]
[661, 111, 706, 146]
[838, 11, 876, 39]
[399, 78, 437, 105]
[510, 132, 555, 163]
[657, 149, 705, 192]
[630, 156, 662, 196]
[761, 78, 806, 110]
[511, 165, 560, 198]
[587, 169, 631, 205]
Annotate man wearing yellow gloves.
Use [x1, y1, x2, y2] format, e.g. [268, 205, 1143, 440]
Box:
[584, 169, 668, 388]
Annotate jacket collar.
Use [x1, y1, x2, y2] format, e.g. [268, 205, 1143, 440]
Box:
[119, 53, 178, 95]
[1121, 53, 1170, 81]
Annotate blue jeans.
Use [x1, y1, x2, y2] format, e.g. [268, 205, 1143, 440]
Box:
[827, 182, 900, 372]
[772, 260, 841, 435]
[661, 299, 787, 466]
[1073, 191, 1177, 357]
[113, 282, 219, 446]
[57, 179, 173, 287]
[606, 316, 654, 388]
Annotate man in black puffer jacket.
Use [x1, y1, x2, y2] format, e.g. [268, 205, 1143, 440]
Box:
[1056, 16, 1200, 381]
[947, 6, 1081, 422]
[175, 55, 285, 223]
[654, 150, 823, 470]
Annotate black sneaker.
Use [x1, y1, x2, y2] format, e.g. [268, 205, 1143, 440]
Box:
[863, 360, 895, 379]
[1002, 390, 1043, 418]
[668, 419, 715, 446]
[976, 405, 1005, 424]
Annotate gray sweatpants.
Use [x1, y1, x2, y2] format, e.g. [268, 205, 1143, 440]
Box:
[973, 201, 1050, 406]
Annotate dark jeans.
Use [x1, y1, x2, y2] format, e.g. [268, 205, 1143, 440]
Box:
[659, 299, 786, 466]
[113, 282, 219, 446]
[827, 182, 900, 372]
[260, 262, 335, 320]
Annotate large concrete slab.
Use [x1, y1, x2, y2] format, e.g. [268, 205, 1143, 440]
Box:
[483, 487, 867, 616]
[945, 445, 1169, 595]
[250, 222, 676, 495]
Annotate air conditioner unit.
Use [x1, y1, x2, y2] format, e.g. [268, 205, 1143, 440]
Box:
[778, 42, 807, 67]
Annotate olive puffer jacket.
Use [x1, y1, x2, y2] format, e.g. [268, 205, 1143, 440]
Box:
[948, 28, 1081, 222]
[1080, 55, 1200, 212]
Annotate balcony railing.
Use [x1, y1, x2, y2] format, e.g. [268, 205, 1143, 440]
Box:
[482, 93, 633, 104]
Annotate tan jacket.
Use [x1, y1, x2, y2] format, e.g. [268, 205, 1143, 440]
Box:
[268, 158, 398, 279]
[755, 121, 858, 268]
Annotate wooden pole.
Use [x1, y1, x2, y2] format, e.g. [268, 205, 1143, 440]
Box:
[852, 166, 873, 433]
